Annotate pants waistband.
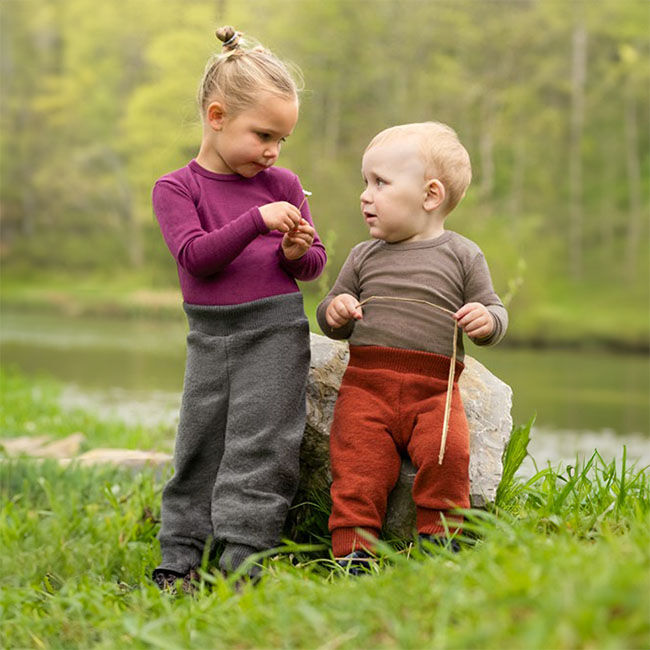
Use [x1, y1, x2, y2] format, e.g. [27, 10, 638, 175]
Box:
[184, 292, 306, 336]
[348, 345, 464, 381]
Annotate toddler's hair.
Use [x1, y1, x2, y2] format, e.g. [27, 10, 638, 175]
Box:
[366, 122, 472, 214]
[198, 25, 302, 117]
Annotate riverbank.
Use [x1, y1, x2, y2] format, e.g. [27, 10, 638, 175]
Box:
[2, 275, 649, 352]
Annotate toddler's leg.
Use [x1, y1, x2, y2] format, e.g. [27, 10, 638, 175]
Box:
[210, 299, 310, 553]
[157, 329, 229, 574]
[408, 381, 470, 537]
[329, 367, 402, 557]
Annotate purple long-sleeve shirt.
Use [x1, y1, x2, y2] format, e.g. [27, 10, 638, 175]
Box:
[153, 160, 326, 305]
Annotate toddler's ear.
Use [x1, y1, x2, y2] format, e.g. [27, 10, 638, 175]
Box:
[206, 101, 226, 131]
[424, 178, 446, 212]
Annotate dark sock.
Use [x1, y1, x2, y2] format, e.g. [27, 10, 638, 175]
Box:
[418, 534, 461, 554]
[219, 543, 262, 580]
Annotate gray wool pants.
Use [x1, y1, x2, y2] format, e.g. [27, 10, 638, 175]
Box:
[156, 293, 310, 574]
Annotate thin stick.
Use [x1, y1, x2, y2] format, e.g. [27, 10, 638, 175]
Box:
[357, 295, 458, 464]
[439, 321, 458, 464]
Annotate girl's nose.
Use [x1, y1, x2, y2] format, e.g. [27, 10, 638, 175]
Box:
[264, 143, 279, 159]
[360, 187, 370, 203]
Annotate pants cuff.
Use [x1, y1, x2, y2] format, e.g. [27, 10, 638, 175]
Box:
[331, 527, 380, 557]
[416, 509, 464, 536]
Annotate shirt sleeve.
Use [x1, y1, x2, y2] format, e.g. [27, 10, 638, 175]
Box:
[316, 247, 361, 340]
[276, 174, 327, 281]
[152, 179, 268, 278]
[463, 252, 509, 346]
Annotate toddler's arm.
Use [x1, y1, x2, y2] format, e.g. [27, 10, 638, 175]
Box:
[460, 251, 508, 346]
[325, 294, 363, 329]
[455, 302, 495, 341]
[317, 247, 361, 340]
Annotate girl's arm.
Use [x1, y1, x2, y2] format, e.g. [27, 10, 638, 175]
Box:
[153, 179, 268, 278]
[276, 177, 327, 282]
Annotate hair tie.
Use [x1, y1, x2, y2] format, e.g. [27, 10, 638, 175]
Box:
[222, 31, 239, 48]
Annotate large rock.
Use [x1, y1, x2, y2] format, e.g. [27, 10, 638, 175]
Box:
[300, 333, 513, 539]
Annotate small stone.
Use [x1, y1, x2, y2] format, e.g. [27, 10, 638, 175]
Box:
[77, 448, 172, 469]
[38, 433, 86, 458]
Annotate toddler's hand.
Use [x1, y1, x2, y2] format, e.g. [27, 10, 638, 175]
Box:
[326, 294, 363, 329]
[259, 201, 302, 233]
[282, 219, 315, 260]
[454, 302, 495, 340]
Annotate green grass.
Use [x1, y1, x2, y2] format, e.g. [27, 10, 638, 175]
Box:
[1, 369, 649, 649]
[1, 454, 648, 649]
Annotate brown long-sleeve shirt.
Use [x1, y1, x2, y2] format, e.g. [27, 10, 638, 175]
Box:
[316, 231, 508, 362]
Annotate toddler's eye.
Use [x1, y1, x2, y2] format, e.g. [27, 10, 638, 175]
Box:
[257, 132, 272, 141]
[376, 178, 386, 187]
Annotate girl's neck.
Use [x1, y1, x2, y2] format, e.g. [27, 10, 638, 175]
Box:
[196, 141, 234, 175]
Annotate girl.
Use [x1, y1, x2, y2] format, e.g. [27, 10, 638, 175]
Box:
[151, 25, 326, 592]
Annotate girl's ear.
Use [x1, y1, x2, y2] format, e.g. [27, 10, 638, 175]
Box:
[206, 101, 226, 131]
[424, 178, 446, 212]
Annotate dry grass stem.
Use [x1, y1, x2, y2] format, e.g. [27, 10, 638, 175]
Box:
[357, 295, 458, 464]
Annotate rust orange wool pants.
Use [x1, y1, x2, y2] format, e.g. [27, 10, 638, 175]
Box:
[329, 345, 470, 558]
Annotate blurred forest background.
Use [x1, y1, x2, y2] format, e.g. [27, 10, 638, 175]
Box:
[1, 0, 649, 347]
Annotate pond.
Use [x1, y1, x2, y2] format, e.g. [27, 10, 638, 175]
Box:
[1, 309, 649, 472]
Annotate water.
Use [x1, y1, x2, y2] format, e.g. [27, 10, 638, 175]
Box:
[1, 309, 649, 469]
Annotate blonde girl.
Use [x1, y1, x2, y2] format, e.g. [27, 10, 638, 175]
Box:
[151, 26, 326, 592]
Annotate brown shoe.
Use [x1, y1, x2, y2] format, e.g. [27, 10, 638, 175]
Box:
[153, 568, 200, 596]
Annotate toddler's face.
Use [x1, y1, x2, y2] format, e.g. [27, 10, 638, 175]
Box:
[213, 92, 298, 177]
[360, 138, 431, 243]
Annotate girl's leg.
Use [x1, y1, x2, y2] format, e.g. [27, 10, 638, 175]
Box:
[210, 295, 311, 552]
[156, 329, 229, 574]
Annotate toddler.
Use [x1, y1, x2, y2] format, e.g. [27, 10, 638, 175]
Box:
[152, 26, 326, 591]
[317, 122, 507, 571]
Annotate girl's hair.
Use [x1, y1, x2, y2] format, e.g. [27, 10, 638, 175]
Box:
[198, 26, 302, 117]
[366, 122, 472, 215]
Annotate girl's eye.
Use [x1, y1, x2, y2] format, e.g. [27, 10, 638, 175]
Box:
[257, 132, 272, 141]
[376, 178, 386, 187]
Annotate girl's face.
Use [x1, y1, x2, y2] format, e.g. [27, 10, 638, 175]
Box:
[211, 92, 299, 177]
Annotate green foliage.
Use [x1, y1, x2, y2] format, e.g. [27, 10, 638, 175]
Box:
[1, 0, 649, 343]
[495, 416, 535, 508]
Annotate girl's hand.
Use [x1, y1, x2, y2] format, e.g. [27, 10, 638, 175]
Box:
[281, 220, 315, 260]
[259, 201, 302, 233]
[454, 302, 495, 340]
[326, 294, 363, 329]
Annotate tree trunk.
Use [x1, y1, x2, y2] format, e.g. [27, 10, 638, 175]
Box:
[569, 21, 587, 279]
[624, 78, 642, 279]
[479, 97, 496, 207]
[508, 130, 526, 225]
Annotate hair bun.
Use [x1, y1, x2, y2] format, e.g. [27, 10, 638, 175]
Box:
[215, 25, 241, 51]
